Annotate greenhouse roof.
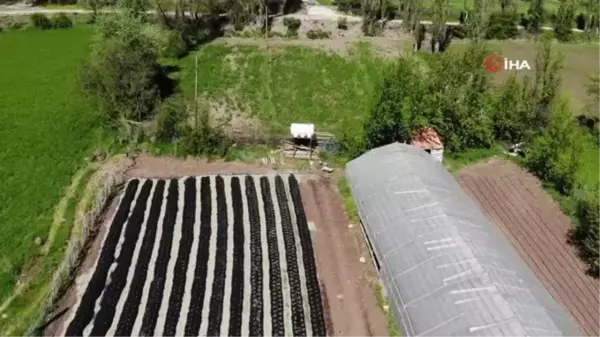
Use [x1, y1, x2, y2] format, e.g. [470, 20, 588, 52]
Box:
[346, 143, 580, 336]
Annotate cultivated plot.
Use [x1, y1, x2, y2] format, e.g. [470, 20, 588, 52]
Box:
[459, 159, 600, 336]
[61, 174, 326, 337]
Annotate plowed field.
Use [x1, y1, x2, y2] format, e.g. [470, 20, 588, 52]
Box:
[60, 174, 325, 337]
[459, 159, 600, 336]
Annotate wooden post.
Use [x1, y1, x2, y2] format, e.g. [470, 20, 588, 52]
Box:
[194, 52, 199, 129]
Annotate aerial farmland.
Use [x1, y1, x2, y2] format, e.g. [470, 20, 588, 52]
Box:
[41, 157, 388, 337]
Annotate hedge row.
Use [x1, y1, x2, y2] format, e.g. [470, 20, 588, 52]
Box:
[30, 13, 73, 30]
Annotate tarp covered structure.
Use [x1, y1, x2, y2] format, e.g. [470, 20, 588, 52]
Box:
[346, 143, 580, 336]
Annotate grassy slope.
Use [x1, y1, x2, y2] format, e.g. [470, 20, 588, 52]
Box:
[0, 27, 101, 303]
[178, 43, 387, 135]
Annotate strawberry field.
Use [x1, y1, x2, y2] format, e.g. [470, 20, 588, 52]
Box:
[62, 174, 325, 337]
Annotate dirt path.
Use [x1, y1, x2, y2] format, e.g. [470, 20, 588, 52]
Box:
[299, 175, 388, 336]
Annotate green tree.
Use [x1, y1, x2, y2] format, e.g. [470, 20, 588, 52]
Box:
[430, 0, 450, 52]
[426, 44, 494, 151]
[571, 184, 600, 276]
[78, 0, 106, 23]
[586, 76, 599, 106]
[583, 0, 600, 34]
[361, 0, 383, 36]
[554, 0, 576, 41]
[80, 11, 163, 129]
[525, 101, 583, 194]
[118, 0, 148, 18]
[469, 0, 491, 41]
[492, 74, 536, 143]
[526, 0, 544, 34]
[363, 57, 428, 149]
[532, 32, 563, 131]
[500, 0, 513, 12]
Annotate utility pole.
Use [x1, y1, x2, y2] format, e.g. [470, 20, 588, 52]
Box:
[194, 51, 199, 129]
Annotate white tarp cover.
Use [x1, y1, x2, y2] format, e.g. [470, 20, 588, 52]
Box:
[346, 143, 580, 337]
[290, 123, 314, 139]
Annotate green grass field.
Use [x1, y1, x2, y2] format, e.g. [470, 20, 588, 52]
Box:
[178, 43, 387, 135]
[450, 40, 600, 115]
[0, 26, 103, 307]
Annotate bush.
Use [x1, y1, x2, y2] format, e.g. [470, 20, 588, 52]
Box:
[337, 17, 348, 30]
[306, 28, 331, 39]
[30, 13, 52, 29]
[155, 96, 187, 141]
[142, 24, 187, 58]
[52, 13, 73, 29]
[179, 113, 230, 157]
[283, 17, 301, 37]
[449, 25, 467, 39]
[571, 185, 600, 276]
[485, 11, 519, 40]
[336, 0, 362, 14]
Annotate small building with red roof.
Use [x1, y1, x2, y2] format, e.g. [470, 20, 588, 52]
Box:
[411, 127, 444, 162]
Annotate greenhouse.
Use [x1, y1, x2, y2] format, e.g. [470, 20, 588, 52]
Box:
[346, 143, 580, 336]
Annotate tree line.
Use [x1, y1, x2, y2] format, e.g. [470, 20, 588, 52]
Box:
[336, 0, 599, 42]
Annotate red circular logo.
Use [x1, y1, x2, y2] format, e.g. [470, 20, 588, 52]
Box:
[485, 54, 503, 73]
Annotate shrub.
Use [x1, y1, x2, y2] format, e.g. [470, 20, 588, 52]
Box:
[0, 16, 27, 30]
[449, 25, 467, 39]
[485, 11, 519, 39]
[52, 13, 73, 29]
[306, 28, 331, 39]
[336, 0, 362, 14]
[571, 185, 600, 276]
[179, 110, 230, 157]
[30, 13, 52, 29]
[155, 96, 187, 141]
[283, 17, 301, 37]
[337, 17, 348, 30]
[142, 24, 187, 58]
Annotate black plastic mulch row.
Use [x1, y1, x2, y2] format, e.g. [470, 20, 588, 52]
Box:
[260, 176, 285, 337]
[114, 180, 166, 336]
[288, 175, 327, 336]
[206, 176, 229, 336]
[139, 179, 179, 336]
[245, 176, 263, 336]
[64, 179, 140, 337]
[163, 177, 197, 336]
[275, 175, 307, 336]
[89, 179, 153, 336]
[184, 176, 212, 336]
[228, 177, 245, 336]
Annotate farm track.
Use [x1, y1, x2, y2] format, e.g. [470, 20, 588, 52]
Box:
[59, 175, 326, 337]
[459, 159, 600, 336]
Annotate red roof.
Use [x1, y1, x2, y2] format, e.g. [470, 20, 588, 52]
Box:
[411, 127, 443, 149]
